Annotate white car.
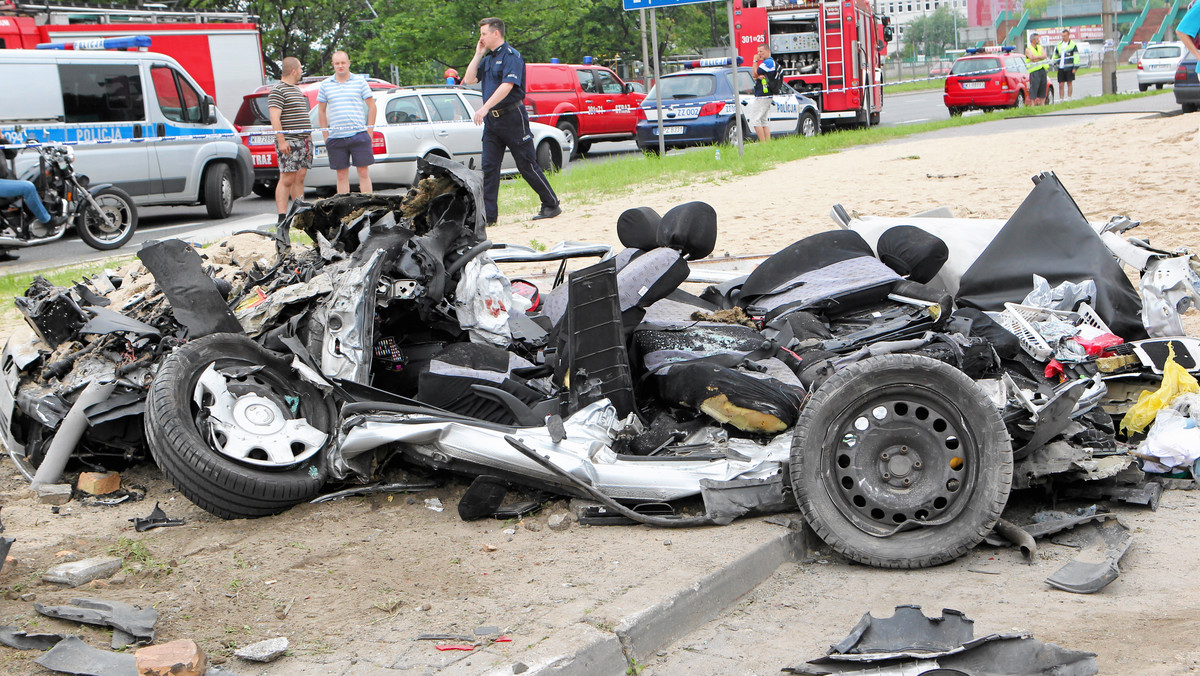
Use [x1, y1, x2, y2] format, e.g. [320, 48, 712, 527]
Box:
[1137, 42, 1186, 91]
[305, 86, 570, 190]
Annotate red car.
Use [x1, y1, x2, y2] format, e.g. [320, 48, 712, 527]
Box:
[943, 48, 1031, 117]
[233, 76, 395, 198]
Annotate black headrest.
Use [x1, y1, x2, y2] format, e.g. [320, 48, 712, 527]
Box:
[617, 207, 661, 251]
[659, 201, 717, 260]
[876, 225, 949, 284]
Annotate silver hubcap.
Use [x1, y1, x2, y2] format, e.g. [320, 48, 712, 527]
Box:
[194, 364, 325, 468]
[220, 176, 233, 210]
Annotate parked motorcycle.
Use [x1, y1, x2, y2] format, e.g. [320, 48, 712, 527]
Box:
[0, 143, 138, 257]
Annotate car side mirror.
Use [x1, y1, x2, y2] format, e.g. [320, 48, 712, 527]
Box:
[623, 82, 634, 94]
[204, 95, 217, 125]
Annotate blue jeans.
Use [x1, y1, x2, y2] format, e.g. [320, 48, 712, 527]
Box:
[0, 179, 52, 223]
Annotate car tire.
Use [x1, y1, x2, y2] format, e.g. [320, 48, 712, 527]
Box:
[576, 140, 593, 156]
[536, 139, 561, 173]
[789, 354, 1012, 569]
[203, 163, 235, 219]
[1185, 102, 1199, 113]
[798, 110, 820, 137]
[1139, 83, 1149, 92]
[948, 106, 963, 117]
[1156, 83, 1164, 90]
[75, 186, 138, 251]
[1015, 91, 1026, 109]
[724, 119, 750, 145]
[869, 111, 880, 126]
[556, 119, 580, 159]
[145, 333, 334, 520]
[252, 179, 277, 199]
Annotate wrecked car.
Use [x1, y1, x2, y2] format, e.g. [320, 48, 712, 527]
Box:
[2, 156, 1196, 570]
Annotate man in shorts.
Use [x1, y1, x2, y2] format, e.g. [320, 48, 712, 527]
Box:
[317, 50, 377, 194]
[269, 56, 312, 221]
[1025, 33, 1049, 106]
[748, 44, 777, 142]
[1053, 29, 1081, 101]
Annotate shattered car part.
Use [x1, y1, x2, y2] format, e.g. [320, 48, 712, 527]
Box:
[33, 635, 137, 676]
[786, 605, 1098, 676]
[129, 502, 185, 532]
[0, 625, 66, 651]
[1045, 517, 1132, 594]
[35, 598, 157, 643]
[137, 239, 243, 338]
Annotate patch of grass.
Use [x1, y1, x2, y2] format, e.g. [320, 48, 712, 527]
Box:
[528, 238, 547, 252]
[108, 537, 171, 575]
[498, 89, 1159, 215]
[0, 257, 136, 301]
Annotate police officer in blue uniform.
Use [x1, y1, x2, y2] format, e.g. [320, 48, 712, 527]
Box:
[464, 17, 561, 226]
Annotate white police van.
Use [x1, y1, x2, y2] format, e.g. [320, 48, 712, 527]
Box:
[0, 41, 253, 219]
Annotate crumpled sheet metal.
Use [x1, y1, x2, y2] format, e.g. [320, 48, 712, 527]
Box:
[235, 272, 333, 336]
[339, 400, 790, 501]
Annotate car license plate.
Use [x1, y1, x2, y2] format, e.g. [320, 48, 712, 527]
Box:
[663, 126, 686, 135]
[314, 146, 326, 158]
[249, 134, 274, 146]
[1151, 64, 1169, 70]
[961, 82, 985, 90]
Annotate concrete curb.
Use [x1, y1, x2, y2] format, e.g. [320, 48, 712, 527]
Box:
[509, 526, 804, 676]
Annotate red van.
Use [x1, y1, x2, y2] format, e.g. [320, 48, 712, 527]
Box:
[523, 63, 646, 158]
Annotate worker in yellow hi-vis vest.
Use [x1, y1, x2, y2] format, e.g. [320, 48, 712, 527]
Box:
[1053, 28, 1082, 101]
[1025, 33, 1050, 106]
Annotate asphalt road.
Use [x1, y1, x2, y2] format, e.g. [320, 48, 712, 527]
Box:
[2, 74, 1179, 275]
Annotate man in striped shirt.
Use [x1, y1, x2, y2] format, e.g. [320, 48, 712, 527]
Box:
[318, 50, 377, 194]
[269, 56, 312, 221]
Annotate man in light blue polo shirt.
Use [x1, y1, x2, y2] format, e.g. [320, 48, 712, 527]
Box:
[317, 50, 377, 194]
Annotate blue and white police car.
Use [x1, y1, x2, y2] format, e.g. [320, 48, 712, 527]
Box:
[635, 65, 820, 152]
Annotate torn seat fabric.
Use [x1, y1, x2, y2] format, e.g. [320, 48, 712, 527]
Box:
[417, 343, 542, 424]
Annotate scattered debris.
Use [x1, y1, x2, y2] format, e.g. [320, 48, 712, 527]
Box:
[33, 635, 136, 676]
[37, 484, 73, 505]
[1045, 517, 1132, 594]
[310, 482, 437, 504]
[424, 498, 444, 513]
[233, 636, 288, 663]
[785, 605, 1098, 674]
[129, 502, 185, 532]
[35, 598, 157, 644]
[41, 558, 123, 587]
[0, 625, 66, 650]
[547, 513, 573, 532]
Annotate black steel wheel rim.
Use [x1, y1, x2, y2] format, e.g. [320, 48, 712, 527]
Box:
[821, 383, 980, 536]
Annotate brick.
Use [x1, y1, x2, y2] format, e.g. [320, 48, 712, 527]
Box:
[77, 471, 120, 495]
[42, 555, 122, 587]
[136, 639, 207, 676]
[36, 484, 72, 505]
[2, 555, 16, 576]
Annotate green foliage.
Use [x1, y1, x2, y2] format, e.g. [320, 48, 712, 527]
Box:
[900, 5, 965, 60]
[108, 537, 172, 575]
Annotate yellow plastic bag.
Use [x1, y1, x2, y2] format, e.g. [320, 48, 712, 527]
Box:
[1120, 345, 1200, 435]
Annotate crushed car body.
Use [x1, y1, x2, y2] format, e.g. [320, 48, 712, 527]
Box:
[3, 154, 1197, 569]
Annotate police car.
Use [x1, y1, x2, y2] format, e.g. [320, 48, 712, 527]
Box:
[635, 66, 820, 152]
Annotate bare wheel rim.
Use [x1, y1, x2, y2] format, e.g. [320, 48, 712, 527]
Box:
[192, 363, 326, 469]
[821, 383, 980, 536]
[220, 174, 233, 211]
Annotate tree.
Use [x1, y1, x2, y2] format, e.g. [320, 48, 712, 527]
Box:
[900, 5, 963, 60]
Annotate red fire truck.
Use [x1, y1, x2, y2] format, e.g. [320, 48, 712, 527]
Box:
[733, 0, 892, 127]
[0, 2, 263, 120]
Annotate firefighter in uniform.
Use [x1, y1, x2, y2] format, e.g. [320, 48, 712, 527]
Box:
[464, 17, 561, 226]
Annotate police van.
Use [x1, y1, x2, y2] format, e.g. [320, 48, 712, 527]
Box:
[0, 42, 253, 219]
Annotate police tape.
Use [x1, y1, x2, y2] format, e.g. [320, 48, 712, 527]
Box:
[0, 49, 1124, 151]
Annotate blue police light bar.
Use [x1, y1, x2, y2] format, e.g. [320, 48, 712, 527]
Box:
[682, 56, 745, 69]
[583, 55, 593, 64]
[965, 47, 979, 54]
[550, 57, 560, 64]
[37, 35, 152, 51]
[1001, 45, 1016, 52]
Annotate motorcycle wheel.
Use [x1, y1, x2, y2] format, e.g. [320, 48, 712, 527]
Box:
[145, 333, 334, 519]
[76, 186, 138, 251]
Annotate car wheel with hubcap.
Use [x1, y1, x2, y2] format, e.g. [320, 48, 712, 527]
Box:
[789, 354, 1012, 569]
[536, 139, 561, 173]
[145, 333, 334, 519]
[798, 110, 820, 137]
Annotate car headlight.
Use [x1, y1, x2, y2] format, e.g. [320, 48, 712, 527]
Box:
[64, 146, 75, 162]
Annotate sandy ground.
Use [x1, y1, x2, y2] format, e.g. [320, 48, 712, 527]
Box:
[2, 110, 1200, 674]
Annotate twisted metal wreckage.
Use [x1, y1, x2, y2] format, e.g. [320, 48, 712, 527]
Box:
[3, 156, 1199, 571]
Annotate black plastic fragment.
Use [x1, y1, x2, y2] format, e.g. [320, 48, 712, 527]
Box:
[0, 625, 66, 650]
[35, 598, 157, 643]
[137, 239, 243, 337]
[78, 305, 160, 337]
[33, 635, 136, 676]
[458, 476, 510, 521]
[830, 605, 975, 655]
[14, 278, 89, 347]
[129, 502, 185, 532]
[1045, 518, 1132, 594]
